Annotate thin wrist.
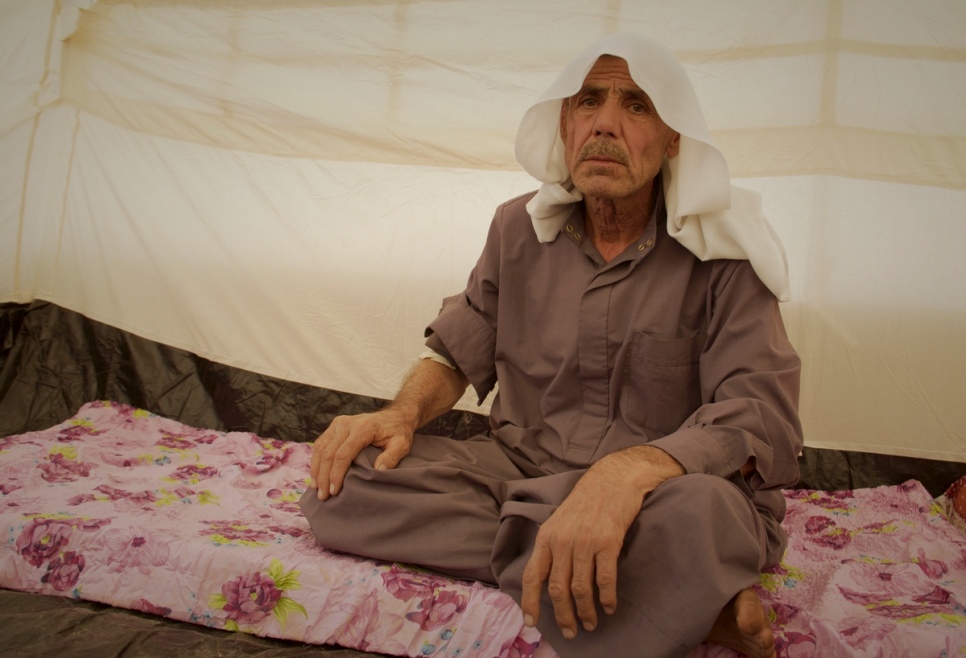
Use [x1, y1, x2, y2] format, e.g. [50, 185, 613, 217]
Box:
[601, 445, 685, 498]
[384, 399, 423, 433]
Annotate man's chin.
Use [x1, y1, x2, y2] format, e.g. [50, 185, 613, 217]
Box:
[573, 180, 635, 200]
[572, 170, 659, 203]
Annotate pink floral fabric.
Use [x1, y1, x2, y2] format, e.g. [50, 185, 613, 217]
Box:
[938, 476, 966, 535]
[691, 482, 966, 658]
[1, 402, 964, 657]
[0, 402, 547, 658]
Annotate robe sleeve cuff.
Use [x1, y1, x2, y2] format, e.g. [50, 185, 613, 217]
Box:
[647, 425, 745, 481]
[425, 295, 497, 405]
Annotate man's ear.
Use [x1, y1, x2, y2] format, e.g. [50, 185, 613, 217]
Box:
[666, 131, 681, 159]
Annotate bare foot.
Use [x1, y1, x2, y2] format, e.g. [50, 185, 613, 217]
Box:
[705, 588, 776, 658]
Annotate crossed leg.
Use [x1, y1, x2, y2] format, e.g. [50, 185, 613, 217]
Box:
[493, 472, 775, 657]
[299, 437, 780, 658]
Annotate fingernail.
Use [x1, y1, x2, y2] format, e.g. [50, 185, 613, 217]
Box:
[329, 483, 337, 496]
[309, 478, 317, 489]
[523, 614, 534, 627]
[317, 489, 326, 501]
[604, 606, 615, 615]
[563, 628, 575, 640]
[583, 621, 595, 632]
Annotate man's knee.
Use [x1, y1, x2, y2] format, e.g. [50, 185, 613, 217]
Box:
[637, 473, 766, 560]
[648, 472, 750, 510]
[298, 484, 342, 544]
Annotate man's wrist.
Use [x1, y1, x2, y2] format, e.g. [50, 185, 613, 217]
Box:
[602, 445, 685, 497]
[383, 400, 423, 434]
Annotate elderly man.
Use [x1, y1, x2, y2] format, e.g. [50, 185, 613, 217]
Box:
[300, 32, 802, 658]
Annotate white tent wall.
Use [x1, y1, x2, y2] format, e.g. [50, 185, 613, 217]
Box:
[3, 0, 965, 463]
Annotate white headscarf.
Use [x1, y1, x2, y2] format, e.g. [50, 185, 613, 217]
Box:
[515, 32, 790, 301]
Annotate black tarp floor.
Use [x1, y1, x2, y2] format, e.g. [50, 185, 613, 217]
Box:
[2, 300, 961, 495]
[0, 300, 963, 658]
[0, 588, 390, 658]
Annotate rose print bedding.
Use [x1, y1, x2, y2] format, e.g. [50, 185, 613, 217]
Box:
[0, 402, 545, 658]
[1, 402, 964, 658]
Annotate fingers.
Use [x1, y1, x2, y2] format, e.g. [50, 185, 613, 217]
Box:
[373, 438, 408, 471]
[520, 527, 622, 641]
[309, 413, 415, 500]
[310, 427, 336, 501]
[310, 416, 368, 501]
[546, 549, 578, 639]
[520, 540, 552, 630]
[308, 422, 341, 491]
[595, 548, 619, 617]
[570, 543, 597, 632]
[522, 535, 593, 640]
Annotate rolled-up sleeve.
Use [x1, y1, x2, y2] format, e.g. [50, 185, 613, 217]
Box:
[425, 207, 504, 405]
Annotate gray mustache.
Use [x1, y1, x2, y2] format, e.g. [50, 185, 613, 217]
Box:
[578, 141, 629, 166]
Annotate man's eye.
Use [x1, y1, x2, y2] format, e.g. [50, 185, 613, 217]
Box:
[629, 102, 648, 114]
[579, 97, 598, 107]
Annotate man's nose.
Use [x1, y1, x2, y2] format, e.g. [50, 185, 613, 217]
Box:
[592, 98, 621, 137]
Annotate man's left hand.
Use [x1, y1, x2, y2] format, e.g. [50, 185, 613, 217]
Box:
[520, 446, 685, 639]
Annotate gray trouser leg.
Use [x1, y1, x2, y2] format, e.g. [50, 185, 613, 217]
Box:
[492, 473, 771, 658]
[299, 434, 523, 583]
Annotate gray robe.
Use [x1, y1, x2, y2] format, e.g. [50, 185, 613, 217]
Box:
[301, 189, 802, 657]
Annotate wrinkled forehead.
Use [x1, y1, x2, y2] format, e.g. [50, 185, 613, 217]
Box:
[578, 55, 639, 88]
[583, 55, 633, 80]
[572, 55, 655, 102]
[564, 56, 663, 124]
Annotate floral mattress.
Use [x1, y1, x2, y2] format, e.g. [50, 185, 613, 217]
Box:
[1, 402, 964, 658]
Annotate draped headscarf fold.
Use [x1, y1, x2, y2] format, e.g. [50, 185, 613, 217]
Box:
[514, 32, 790, 301]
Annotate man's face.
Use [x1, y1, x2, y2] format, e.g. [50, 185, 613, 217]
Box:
[559, 55, 680, 200]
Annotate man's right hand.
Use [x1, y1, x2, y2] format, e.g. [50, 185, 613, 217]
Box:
[308, 357, 469, 501]
[309, 409, 415, 501]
